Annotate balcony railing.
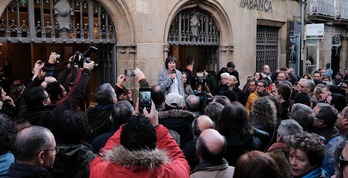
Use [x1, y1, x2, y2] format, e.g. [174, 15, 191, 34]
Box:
[308, 0, 348, 19]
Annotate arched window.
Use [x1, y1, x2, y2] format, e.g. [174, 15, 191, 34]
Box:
[168, 8, 219, 46]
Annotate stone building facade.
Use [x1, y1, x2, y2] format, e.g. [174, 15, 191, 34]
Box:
[0, 0, 305, 89]
[305, 0, 348, 76]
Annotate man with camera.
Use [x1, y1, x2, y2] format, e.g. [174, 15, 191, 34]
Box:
[19, 56, 94, 139]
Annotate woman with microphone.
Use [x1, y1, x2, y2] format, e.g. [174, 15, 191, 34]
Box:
[157, 56, 184, 97]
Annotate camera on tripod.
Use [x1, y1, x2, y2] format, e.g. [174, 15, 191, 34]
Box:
[72, 46, 99, 71]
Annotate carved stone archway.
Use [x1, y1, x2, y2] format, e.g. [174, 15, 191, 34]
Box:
[164, 0, 233, 69]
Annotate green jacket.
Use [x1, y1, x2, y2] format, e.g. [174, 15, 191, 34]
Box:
[50, 144, 97, 178]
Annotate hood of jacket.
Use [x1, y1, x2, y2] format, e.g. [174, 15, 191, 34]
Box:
[104, 145, 170, 171]
[51, 144, 96, 177]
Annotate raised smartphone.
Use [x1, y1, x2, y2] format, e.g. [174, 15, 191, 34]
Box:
[125, 69, 135, 76]
[139, 87, 151, 113]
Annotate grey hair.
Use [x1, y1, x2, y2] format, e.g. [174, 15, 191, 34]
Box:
[95, 83, 117, 105]
[290, 103, 315, 132]
[186, 95, 200, 111]
[307, 79, 316, 92]
[277, 119, 303, 143]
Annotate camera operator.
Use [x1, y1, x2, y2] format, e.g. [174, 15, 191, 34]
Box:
[193, 67, 213, 112]
[19, 58, 94, 140]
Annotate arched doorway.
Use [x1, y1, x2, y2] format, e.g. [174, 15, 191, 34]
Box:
[165, 0, 234, 90]
[167, 7, 220, 87]
[0, 0, 117, 106]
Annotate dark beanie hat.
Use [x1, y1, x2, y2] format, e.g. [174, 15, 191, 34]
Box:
[294, 92, 311, 107]
[330, 93, 347, 112]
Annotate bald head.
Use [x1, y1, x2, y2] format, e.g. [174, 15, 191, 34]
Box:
[200, 129, 224, 154]
[196, 129, 226, 163]
[197, 115, 214, 131]
[12, 126, 56, 165]
[192, 115, 214, 137]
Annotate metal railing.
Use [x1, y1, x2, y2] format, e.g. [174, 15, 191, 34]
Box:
[307, 0, 348, 19]
[0, 0, 116, 43]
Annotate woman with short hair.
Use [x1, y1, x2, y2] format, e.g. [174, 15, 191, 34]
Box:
[157, 56, 184, 97]
[288, 132, 326, 178]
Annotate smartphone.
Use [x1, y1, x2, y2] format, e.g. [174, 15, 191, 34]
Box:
[139, 87, 151, 113]
[125, 69, 135, 76]
[279, 67, 287, 71]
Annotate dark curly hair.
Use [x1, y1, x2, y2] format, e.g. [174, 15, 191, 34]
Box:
[250, 96, 277, 126]
[121, 115, 157, 151]
[288, 132, 325, 167]
[0, 114, 16, 152]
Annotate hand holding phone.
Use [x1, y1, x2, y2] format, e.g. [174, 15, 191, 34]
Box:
[142, 100, 159, 127]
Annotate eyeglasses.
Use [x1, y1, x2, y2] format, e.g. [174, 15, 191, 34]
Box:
[257, 85, 264, 88]
[340, 155, 348, 168]
[44, 147, 59, 154]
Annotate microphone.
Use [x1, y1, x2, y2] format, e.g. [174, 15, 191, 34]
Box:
[172, 69, 176, 74]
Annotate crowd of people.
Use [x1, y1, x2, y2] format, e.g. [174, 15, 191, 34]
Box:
[2, 53, 348, 178]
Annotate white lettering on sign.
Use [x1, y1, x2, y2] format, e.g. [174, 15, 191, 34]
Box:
[240, 0, 273, 13]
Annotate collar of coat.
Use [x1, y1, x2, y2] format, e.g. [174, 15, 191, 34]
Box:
[104, 145, 170, 171]
[192, 158, 229, 173]
[158, 109, 196, 120]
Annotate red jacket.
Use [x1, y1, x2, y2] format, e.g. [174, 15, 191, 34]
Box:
[89, 125, 190, 178]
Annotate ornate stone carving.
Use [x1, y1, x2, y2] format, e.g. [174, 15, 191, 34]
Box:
[54, 0, 74, 31]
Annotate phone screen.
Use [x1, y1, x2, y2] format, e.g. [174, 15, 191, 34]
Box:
[196, 72, 204, 77]
[139, 88, 151, 113]
[125, 69, 135, 76]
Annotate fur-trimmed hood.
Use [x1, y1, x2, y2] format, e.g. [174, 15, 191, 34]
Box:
[159, 109, 195, 120]
[104, 145, 170, 171]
